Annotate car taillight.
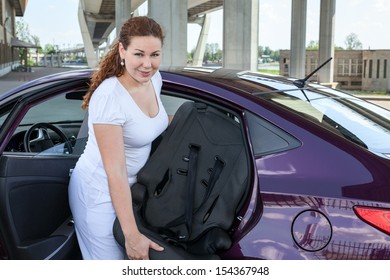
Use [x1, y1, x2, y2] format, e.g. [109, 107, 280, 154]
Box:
[353, 206, 390, 235]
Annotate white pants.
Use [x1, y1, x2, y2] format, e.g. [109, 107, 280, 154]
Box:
[68, 167, 125, 260]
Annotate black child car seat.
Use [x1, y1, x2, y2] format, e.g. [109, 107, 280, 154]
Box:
[113, 101, 250, 259]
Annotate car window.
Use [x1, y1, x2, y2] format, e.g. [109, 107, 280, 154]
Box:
[246, 111, 301, 157]
[267, 90, 390, 158]
[36, 136, 88, 157]
[5, 92, 85, 154]
[27, 93, 188, 156]
[241, 75, 390, 159]
[20, 94, 85, 126]
[161, 95, 191, 116]
[0, 112, 10, 128]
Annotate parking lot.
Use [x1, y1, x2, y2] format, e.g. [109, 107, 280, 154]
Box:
[0, 67, 78, 94]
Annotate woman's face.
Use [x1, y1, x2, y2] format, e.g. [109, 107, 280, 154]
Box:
[119, 36, 162, 85]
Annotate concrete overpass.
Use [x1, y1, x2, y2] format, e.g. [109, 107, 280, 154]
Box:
[78, 0, 229, 69]
[79, 0, 336, 83]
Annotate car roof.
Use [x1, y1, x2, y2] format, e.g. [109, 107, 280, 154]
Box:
[161, 66, 293, 87]
[0, 66, 366, 102]
[1, 67, 297, 102]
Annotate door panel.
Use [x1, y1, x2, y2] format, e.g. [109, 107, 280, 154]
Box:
[0, 154, 80, 259]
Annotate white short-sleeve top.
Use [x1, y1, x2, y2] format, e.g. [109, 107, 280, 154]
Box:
[75, 71, 168, 193]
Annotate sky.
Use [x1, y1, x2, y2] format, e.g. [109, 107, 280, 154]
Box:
[22, 0, 390, 52]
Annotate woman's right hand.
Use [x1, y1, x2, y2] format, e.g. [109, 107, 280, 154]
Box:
[124, 231, 164, 260]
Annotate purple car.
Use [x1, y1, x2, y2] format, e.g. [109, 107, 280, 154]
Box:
[0, 67, 389, 260]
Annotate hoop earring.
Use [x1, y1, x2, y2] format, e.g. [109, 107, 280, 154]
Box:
[120, 59, 125, 66]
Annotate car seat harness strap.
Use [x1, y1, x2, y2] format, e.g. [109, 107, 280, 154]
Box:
[184, 144, 200, 237]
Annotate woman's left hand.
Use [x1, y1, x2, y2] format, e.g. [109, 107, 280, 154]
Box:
[125, 231, 164, 260]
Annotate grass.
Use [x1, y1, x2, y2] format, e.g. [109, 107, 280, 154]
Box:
[258, 69, 280, 75]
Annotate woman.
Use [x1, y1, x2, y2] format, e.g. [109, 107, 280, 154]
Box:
[68, 16, 167, 260]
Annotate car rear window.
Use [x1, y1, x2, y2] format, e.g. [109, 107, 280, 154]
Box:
[240, 75, 390, 159]
[267, 90, 390, 158]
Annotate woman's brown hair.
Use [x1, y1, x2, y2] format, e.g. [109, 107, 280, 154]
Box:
[81, 16, 165, 110]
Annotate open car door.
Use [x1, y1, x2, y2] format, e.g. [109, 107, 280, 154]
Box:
[0, 153, 81, 259]
[0, 81, 87, 259]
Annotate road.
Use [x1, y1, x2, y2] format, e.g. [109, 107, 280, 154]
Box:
[0, 67, 81, 94]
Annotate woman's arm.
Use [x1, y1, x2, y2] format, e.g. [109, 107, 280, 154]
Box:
[93, 123, 163, 259]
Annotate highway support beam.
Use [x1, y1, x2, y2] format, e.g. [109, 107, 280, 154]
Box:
[223, 0, 259, 71]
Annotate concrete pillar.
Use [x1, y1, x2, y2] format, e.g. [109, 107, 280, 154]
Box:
[96, 46, 100, 62]
[388, 80, 390, 93]
[148, 0, 187, 67]
[116, 0, 132, 37]
[78, 1, 98, 68]
[192, 14, 211, 67]
[387, 59, 390, 93]
[104, 38, 110, 54]
[223, 0, 259, 71]
[290, 0, 307, 79]
[318, 0, 335, 84]
[57, 52, 62, 67]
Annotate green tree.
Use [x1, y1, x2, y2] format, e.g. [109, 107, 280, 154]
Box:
[30, 35, 41, 65]
[306, 40, 319, 50]
[215, 48, 222, 61]
[263, 46, 271, 56]
[44, 44, 59, 54]
[258, 46, 264, 57]
[30, 35, 40, 48]
[344, 33, 363, 50]
[258, 46, 279, 63]
[15, 19, 32, 66]
[16, 18, 33, 43]
[270, 49, 279, 62]
[15, 19, 42, 66]
[188, 47, 195, 63]
[204, 43, 221, 63]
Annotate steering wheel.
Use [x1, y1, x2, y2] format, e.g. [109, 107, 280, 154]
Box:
[23, 122, 73, 154]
